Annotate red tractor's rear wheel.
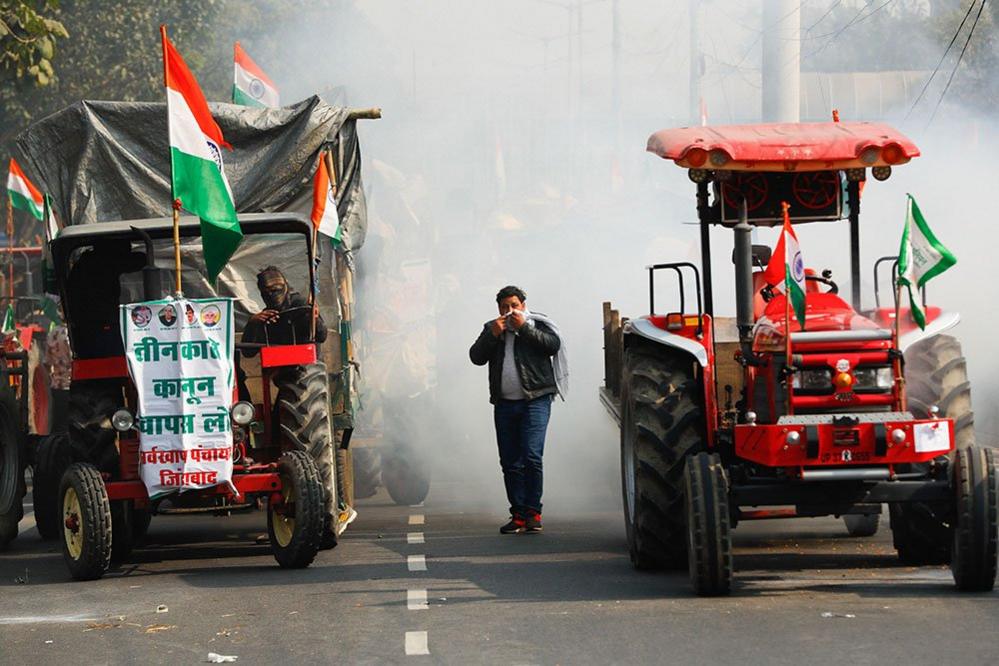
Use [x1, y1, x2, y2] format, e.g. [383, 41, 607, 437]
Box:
[32, 432, 72, 540]
[891, 335, 975, 564]
[275, 362, 338, 549]
[620, 344, 705, 570]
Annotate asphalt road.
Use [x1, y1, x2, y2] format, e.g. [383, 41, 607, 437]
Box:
[1, 480, 997, 665]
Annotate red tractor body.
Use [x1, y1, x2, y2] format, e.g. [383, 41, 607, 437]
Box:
[603, 120, 997, 595]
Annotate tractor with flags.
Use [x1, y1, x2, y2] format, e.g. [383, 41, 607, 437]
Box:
[0, 160, 64, 551]
[600, 120, 997, 595]
[7, 28, 379, 579]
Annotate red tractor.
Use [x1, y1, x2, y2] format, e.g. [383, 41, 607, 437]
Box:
[32, 213, 338, 580]
[601, 121, 997, 595]
[0, 245, 59, 550]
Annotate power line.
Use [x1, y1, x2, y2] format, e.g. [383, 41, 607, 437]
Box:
[804, 0, 843, 34]
[701, 1, 807, 86]
[904, 0, 979, 120]
[928, 0, 988, 125]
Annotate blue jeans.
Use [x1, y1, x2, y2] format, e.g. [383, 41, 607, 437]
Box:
[494, 395, 553, 516]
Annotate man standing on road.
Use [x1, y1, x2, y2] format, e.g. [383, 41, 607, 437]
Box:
[469, 285, 566, 535]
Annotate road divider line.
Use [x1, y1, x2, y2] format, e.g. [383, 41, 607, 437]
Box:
[405, 630, 429, 655]
[407, 532, 425, 544]
[409, 514, 425, 526]
[407, 588, 428, 610]
[407, 555, 427, 572]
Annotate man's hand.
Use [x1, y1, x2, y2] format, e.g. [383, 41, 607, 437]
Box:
[507, 309, 527, 331]
[251, 309, 281, 325]
[490, 316, 507, 337]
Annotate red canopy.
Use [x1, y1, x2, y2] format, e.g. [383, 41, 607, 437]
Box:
[647, 121, 920, 172]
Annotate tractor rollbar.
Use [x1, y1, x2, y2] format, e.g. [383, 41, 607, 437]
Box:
[647, 261, 703, 336]
[873, 255, 926, 311]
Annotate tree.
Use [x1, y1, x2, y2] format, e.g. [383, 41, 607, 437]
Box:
[0, 0, 67, 86]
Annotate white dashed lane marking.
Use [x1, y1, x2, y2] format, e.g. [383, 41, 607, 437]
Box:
[408, 514, 425, 525]
[405, 631, 429, 656]
[407, 588, 428, 610]
[407, 555, 427, 572]
[407, 532, 425, 544]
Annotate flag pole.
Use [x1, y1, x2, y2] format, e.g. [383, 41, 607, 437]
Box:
[893, 277, 907, 410]
[161, 25, 183, 297]
[6, 194, 13, 300]
[782, 201, 794, 416]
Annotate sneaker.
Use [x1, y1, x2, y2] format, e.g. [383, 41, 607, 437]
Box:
[525, 512, 543, 534]
[500, 515, 526, 534]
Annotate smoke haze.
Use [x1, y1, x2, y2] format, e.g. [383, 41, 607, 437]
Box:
[251, 1, 998, 514]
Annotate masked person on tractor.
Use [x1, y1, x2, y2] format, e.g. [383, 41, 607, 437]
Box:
[242, 266, 326, 352]
[240, 266, 345, 547]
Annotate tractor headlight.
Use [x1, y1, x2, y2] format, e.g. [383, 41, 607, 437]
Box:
[231, 401, 255, 426]
[853, 366, 893, 392]
[111, 409, 135, 432]
[792, 368, 832, 392]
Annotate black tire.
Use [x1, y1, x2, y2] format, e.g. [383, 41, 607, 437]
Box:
[275, 362, 337, 548]
[890, 334, 975, 564]
[351, 447, 381, 499]
[685, 452, 733, 596]
[843, 513, 880, 537]
[951, 447, 998, 591]
[268, 450, 324, 569]
[32, 432, 72, 540]
[0, 506, 19, 550]
[620, 345, 705, 569]
[0, 387, 23, 516]
[110, 500, 137, 563]
[67, 380, 123, 474]
[59, 462, 112, 581]
[382, 449, 430, 506]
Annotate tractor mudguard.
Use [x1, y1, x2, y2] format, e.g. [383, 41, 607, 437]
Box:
[898, 310, 959, 353]
[624, 315, 717, 445]
[625, 317, 708, 366]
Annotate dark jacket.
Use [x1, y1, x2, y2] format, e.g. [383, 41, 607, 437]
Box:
[469, 316, 560, 404]
[242, 291, 327, 356]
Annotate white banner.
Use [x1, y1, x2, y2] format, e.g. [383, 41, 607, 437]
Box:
[120, 297, 236, 498]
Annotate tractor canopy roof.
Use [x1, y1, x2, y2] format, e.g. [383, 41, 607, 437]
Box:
[50, 212, 312, 273]
[647, 121, 919, 172]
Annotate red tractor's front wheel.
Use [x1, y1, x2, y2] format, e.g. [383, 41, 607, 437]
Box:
[951, 447, 998, 591]
[268, 450, 324, 569]
[59, 463, 112, 581]
[685, 452, 733, 596]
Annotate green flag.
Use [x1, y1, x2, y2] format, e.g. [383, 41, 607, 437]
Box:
[2, 304, 15, 333]
[897, 194, 956, 329]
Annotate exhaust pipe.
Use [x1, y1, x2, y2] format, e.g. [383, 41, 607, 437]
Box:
[733, 200, 754, 341]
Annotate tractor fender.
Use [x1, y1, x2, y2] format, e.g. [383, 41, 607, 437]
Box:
[624, 317, 709, 366]
[899, 310, 960, 353]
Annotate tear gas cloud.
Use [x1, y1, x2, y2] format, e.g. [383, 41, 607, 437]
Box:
[262, 1, 998, 513]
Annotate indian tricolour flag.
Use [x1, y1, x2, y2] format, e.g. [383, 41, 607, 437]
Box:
[898, 194, 956, 329]
[233, 42, 279, 108]
[311, 150, 342, 243]
[763, 202, 807, 330]
[162, 27, 242, 282]
[7, 158, 44, 221]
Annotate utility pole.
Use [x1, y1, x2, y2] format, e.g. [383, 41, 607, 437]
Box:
[688, 0, 700, 125]
[761, 0, 801, 122]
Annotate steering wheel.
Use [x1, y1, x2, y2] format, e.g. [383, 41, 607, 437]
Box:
[805, 274, 839, 294]
[265, 305, 312, 325]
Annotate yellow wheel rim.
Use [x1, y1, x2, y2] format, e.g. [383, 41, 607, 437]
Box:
[63, 486, 83, 560]
[271, 474, 295, 548]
